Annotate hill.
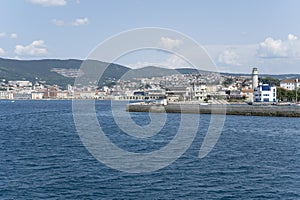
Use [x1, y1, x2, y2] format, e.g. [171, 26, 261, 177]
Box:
[1, 57, 299, 88]
[0, 58, 130, 88]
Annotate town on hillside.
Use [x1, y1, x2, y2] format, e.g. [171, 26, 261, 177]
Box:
[0, 67, 299, 104]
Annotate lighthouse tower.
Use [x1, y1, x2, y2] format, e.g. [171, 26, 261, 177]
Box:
[252, 67, 259, 89]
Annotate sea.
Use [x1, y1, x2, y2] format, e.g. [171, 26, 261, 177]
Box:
[0, 100, 299, 199]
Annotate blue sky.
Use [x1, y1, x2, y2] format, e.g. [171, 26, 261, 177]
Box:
[1, 0, 300, 74]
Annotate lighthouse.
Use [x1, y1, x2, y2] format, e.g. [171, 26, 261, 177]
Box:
[252, 67, 258, 89]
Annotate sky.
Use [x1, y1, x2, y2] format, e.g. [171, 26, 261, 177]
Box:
[1, 0, 300, 74]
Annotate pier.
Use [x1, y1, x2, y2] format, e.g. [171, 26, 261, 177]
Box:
[126, 103, 300, 117]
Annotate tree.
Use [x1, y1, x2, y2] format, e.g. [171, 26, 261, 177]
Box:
[277, 87, 300, 102]
[260, 77, 280, 86]
[223, 78, 234, 86]
[144, 84, 152, 89]
[277, 87, 287, 102]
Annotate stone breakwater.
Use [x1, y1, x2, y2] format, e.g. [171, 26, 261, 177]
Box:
[126, 103, 300, 117]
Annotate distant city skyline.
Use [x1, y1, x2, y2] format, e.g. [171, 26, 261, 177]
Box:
[1, 0, 300, 74]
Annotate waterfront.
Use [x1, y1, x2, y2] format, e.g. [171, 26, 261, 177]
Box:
[0, 100, 299, 199]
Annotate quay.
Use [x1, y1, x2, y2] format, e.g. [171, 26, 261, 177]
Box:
[126, 103, 300, 117]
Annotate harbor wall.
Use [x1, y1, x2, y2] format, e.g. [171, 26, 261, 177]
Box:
[126, 104, 300, 117]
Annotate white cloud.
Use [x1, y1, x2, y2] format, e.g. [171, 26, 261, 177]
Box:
[159, 37, 182, 50]
[10, 33, 18, 39]
[257, 34, 300, 58]
[218, 49, 240, 66]
[15, 40, 48, 56]
[257, 37, 287, 58]
[52, 19, 65, 26]
[288, 34, 297, 41]
[0, 48, 6, 56]
[29, 0, 67, 6]
[71, 17, 89, 26]
[0, 32, 6, 37]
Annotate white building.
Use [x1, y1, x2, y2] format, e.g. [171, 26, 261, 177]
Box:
[79, 91, 96, 99]
[280, 79, 299, 90]
[254, 83, 277, 103]
[56, 91, 69, 99]
[241, 89, 254, 102]
[31, 92, 44, 100]
[0, 91, 9, 99]
[194, 84, 207, 101]
[8, 80, 32, 87]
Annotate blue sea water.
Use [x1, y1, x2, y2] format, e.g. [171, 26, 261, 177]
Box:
[0, 100, 299, 199]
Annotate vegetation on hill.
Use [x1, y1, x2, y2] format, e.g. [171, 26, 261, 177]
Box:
[0, 58, 129, 88]
[260, 77, 280, 86]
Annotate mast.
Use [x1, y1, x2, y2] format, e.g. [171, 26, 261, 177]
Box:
[296, 78, 298, 103]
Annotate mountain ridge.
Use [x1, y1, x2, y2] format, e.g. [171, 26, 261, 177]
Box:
[0, 57, 299, 87]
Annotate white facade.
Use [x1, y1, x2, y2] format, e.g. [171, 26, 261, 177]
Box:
[194, 84, 207, 101]
[185, 84, 207, 101]
[254, 83, 277, 102]
[0, 91, 9, 99]
[241, 89, 254, 102]
[31, 92, 44, 100]
[280, 79, 300, 90]
[8, 80, 32, 87]
[79, 91, 96, 99]
[56, 92, 69, 99]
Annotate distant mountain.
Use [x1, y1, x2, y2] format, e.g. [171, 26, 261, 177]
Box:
[121, 66, 204, 80]
[220, 71, 300, 80]
[122, 66, 179, 79]
[0, 58, 130, 88]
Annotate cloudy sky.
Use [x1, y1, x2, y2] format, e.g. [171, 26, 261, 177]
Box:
[1, 0, 300, 74]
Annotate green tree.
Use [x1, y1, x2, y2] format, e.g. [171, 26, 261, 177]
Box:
[223, 78, 234, 86]
[278, 87, 300, 102]
[260, 77, 280, 86]
[277, 87, 287, 102]
[287, 90, 295, 102]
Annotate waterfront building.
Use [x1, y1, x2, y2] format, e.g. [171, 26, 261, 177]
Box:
[56, 91, 69, 99]
[12, 92, 32, 100]
[31, 92, 44, 100]
[0, 91, 10, 99]
[43, 87, 58, 99]
[193, 84, 207, 101]
[280, 78, 300, 90]
[254, 83, 277, 102]
[241, 89, 254, 102]
[166, 95, 180, 102]
[166, 87, 187, 101]
[79, 91, 96, 99]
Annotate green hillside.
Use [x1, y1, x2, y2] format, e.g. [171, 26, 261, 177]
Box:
[0, 58, 130, 88]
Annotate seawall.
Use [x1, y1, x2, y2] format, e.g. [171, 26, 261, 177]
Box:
[126, 103, 300, 117]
